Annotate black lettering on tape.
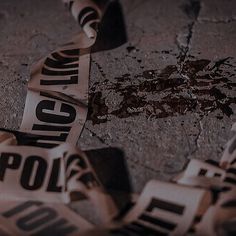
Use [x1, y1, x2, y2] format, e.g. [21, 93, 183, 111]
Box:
[2, 201, 42, 218]
[40, 75, 78, 85]
[110, 221, 167, 236]
[214, 173, 222, 177]
[46, 158, 63, 193]
[41, 67, 78, 77]
[146, 198, 185, 215]
[66, 154, 87, 170]
[39, 91, 76, 105]
[0, 152, 22, 181]
[221, 200, 236, 208]
[78, 7, 99, 28]
[68, 1, 74, 11]
[77, 172, 99, 189]
[32, 218, 78, 236]
[61, 49, 80, 56]
[52, 51, 78, 61]
[27, 133, 69, 148]
[44, 57, 78, 70]
[36, 100, 76, 124]
[41, 49, 80, 86]
[2, 202, 77, 235]
[224, 177, 236, 185]
[16, 207, 57, 231]
[227, 168, 236, 175]
[230, 159, 236, 165]
[139, 213, 176, 231]
[224, 167, 236, 185]
[198, 169, 208, 176]
[66, 169, 78, 182]
[229, 137, 236, 154]
[20, 156, 47, 190]
[66, 154, 87, 181]
[197, 167, 222, 178]
[32, 124, 71, 132]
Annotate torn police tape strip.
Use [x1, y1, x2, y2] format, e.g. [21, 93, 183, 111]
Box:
[20, 0, 103, 147]
[0, 0, 118, 234]
[0, 201, 93, 235]
[78, 180, 211, 236]
[111, 180, 211, 236]
[0, 130, 235, 236]
[79, 150, 236, 236]
[221, 129, 236, 169]
[0, 0, 235, 235]
[0, 143, 100, 203]
[195, 189, 236, 236]
[0, 141, 118, 221]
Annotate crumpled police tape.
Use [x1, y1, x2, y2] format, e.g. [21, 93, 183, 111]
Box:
[20, 0, 104, 148]
[0, 0, 235, 235]
[78, 134, 236, 236]
[0, 132, 235, 236]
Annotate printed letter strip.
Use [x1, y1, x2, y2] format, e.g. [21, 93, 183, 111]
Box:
[0, 0, 235, 235]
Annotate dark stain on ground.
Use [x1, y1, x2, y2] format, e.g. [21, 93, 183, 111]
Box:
[88, 91, 108, 124]
[126, 46, 140, 53]
[88, 57, 236, 124]
[115, 73, 130, 82]
[181, 0, 201, 19]
[126, 46, 136, 53]
[93, 60, 106, 77]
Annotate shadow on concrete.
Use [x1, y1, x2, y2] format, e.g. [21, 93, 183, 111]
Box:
[0, 128, 63, 148]
[0, 128, 133, 211]
[92, 0, 127, 52]
[86, 147, 132, 192]
[86, 147, 133, 210]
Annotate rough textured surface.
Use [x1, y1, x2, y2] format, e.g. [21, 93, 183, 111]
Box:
[0, 0, 236, 221]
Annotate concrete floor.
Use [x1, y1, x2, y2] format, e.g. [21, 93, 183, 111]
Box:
[0, 0, 235, 204]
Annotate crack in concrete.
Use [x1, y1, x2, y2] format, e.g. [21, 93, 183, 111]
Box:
[175, 0, 203, 110]
[0, 77, 21, 90]
[84, 127, 107, 145]
[126, 0, 147, 15]
[182, 125, 192, 158]
[185, 114, 204, 160]
[196, 118, 203, 149]
[83, 127, 161, 174]
[28, 32, 52, 43]
[177, 0, 202, 72]
[198, 17, 236, 24]
[177, 21, 194, 70]
[91, 59, 106, 78]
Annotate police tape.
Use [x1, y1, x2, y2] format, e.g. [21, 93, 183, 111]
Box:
[0, 201, 93, 235]
[20, 0, 103, 148]
[0, 0, 235, 235]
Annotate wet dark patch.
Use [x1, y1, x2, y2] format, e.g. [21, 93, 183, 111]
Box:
[182, 59, 210, 75]
[93, 60, 106, 77]
[111, 94, 146, 118]
[115, 73, 131, 82]
[151, 50, 178, 57]
[0, 11, 7, 21]
[181, 0, 201, 19]
[126, 46, 136, 53]
[161, 50, 170, 54]
[88, 57, 236, 124]
[88, 91, 109, 124]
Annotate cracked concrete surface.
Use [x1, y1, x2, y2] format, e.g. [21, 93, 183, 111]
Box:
[0, 0, 235, 198]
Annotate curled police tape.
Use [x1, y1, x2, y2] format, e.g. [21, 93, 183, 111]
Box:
[0, 0, 235, 235]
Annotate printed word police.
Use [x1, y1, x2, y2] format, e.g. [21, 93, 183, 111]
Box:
[0, 151, 99, 192]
